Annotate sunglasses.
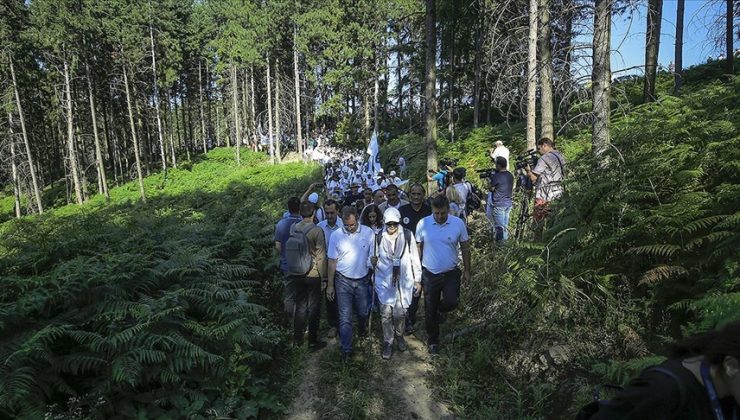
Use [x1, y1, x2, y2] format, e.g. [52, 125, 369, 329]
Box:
[385, 222, 399, 227]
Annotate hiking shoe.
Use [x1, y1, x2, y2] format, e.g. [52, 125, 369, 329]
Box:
[405, 321, 415, 335]
[341, 351, 352, 364]
[428, 344, 440, 356]
[326, 327, 337, 338]
[396, 336, 408, 352]
[382, 342, 393, 360]
[308, 341, 327, 352]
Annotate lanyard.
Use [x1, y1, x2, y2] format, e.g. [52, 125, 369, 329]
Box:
[701, 361, 738, 420]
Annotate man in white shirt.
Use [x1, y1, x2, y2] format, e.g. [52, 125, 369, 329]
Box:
[316, 200, 343, 338]
[326, 206, 375, 362]
[490, 140, 510, 171]
[378, 184, 409, 213]
[397, 156, 406, 177]
[415, 194, 471, 355]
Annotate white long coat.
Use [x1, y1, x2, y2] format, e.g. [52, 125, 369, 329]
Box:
[369, 228, 422, 308]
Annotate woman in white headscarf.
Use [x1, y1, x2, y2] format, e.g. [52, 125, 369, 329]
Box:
[369, 207, 422, 360]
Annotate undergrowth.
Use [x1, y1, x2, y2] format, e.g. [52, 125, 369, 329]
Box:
[0, 149, 321, 418]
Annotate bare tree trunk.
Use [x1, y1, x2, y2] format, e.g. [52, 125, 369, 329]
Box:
[250, 66, 258, 150]
[64, 57, 84, 204]
[539, 0, 554, 140]
[643, 0, 662, 103]
[85, 61, 110, 201]
[241, 70, 250, 150]
[526, 0, 539, 150]
[592, 0, 612, 159]
[425, 0, 438, 193]
[7, 113, 22, 218]
[364, 92, 371, 136]
[674, 0, 685, 94]
[396, 30, 404, 119]
[266, 55, 276, 164]
[726, 0, 734, 75]
[294, 27, 303, 156]
[9, 57, 44, 213]
[231, 63, 241, 165]
[473, 9, 482, 128]
[166, 93, 177, 168]
[149, 25, 167, 171]
[123, 63, 147, 203]
[274, 58, 282, 163]
[199, 59, 207, 154]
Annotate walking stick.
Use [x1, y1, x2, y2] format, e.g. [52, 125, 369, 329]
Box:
[368, 232, 378, 338]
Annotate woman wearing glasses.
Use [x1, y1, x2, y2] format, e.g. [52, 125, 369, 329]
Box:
[370, 207, 423, 360]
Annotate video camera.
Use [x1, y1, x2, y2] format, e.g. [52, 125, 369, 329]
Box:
[476, 168, 496, 180]
[515, 149, 538, 172]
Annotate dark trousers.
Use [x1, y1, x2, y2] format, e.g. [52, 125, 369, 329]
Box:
[422, 267, 461, 345]
[292, 275, 322, 345]
[406, 293, 421, 328]
[325, 294, 339, 329]
[283, 274, 296, 326]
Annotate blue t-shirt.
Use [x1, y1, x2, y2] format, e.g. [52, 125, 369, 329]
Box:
[489, 171, 514, 208]
[432, 170, 448, 190]
[274, 214, 302, 273]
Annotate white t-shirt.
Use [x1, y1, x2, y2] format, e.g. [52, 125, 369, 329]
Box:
[317, 218, 343, 245]
[415, 215, 469, 274]
[328, 224, 374, 279]
[492, 146, 510, 171]
[452, 182, 471, 207]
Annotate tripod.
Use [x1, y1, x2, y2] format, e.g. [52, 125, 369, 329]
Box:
[514, 175, 534, 240]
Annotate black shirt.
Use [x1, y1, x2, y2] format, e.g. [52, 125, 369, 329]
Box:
[592, 359, 738, 420]
[399, 203, 432, 233]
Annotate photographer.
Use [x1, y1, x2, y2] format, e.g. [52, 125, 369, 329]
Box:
[526, 137, 565, 223]
[486, 157, 514, 241]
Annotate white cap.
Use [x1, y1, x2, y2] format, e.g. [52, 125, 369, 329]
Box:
[308, 192, 319, 204]
[384, 207, 401, 224]
[495, 140, 504, 147]
[390, 170, 396, 176]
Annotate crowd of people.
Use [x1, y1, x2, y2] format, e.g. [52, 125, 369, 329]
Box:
[273, 135, 573, 362]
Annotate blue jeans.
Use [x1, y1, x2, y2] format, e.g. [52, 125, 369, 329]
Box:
[335, 272, 370, 353]
[492, 206, 512, 241]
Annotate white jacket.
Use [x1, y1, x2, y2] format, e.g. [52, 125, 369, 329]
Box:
[369, 228, 422, 308]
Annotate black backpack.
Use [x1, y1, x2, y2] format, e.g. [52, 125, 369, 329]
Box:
[465, 182, 483, 213]
[575, 366, 687, 420]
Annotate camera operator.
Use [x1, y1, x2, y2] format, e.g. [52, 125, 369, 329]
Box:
[486, 157, 514, 241]
[525, 137, 565, 224]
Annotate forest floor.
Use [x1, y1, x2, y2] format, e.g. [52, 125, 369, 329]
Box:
[284, 328, 454, 419]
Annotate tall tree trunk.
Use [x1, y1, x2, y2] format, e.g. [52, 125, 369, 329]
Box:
[373, 53, 380, 135]
[539, 0, 554, 140]
[274, 58, 282, 163]
[674, 0, 685, 94]
[250, 66, 258, 150]
[85, 61, 110, 201]
[592, 0, 612, 159]
[294, 28, 304, 156]
[396, 30, 404, 118]
[149, 25, 167, 171]
[473, 9, 482, 128]
[726, 0, 734, 75]
[231, 63, 241, 165]
[7, 113, 22, 218]
[9, 57, 44, 213]
[199, 59, 207, 154]
[364, 92, 371, 136]
[64, 57, 84, 204]
[526, 0, 539, 150]
[266, 56, 276, 164]
[166, 93, 177, 168]
[424, 0, 438, 193]
[123, 63, 147, 203]
[643, 0, 662, 102]
[447, 5, 456, 142]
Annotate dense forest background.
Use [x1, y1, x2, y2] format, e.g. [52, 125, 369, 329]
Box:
[1, 0, 738, 418]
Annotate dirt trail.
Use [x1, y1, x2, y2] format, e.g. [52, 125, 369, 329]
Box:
[284, 334, 454, 420]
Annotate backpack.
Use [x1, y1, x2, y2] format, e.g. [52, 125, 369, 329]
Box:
[465, 182, 483, 213]
[285, 224, 319, 276]
[575, 366, 687, 420]
[375, 228, 414, 259]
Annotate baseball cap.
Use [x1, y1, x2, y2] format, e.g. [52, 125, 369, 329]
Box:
[308, 192, 319, 204]
[384, 207, 401, 224]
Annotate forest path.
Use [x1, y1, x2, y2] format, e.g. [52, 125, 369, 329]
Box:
[284, 332, 454, 420]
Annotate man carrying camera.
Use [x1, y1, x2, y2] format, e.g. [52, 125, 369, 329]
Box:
[526, 137, 565, 224]
[487, 156, 514, 241]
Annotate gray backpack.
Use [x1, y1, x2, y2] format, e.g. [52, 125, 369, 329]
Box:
[285, 224, 318, 276]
